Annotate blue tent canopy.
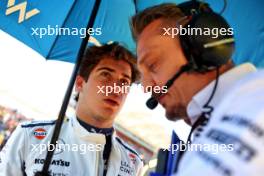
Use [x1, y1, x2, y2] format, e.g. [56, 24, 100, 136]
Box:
[206, 0, 264, 67]
[0, 0, 263, 67]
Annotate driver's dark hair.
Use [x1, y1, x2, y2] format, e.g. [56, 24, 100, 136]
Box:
[78, 42, 139, 83]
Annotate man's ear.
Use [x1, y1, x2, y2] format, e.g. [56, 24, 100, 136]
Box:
[75, 75, 85, 92]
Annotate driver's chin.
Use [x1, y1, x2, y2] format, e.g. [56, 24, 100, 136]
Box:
[94, 112, 113, 122]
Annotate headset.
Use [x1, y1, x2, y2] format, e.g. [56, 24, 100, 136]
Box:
[146, 0, 235, 110]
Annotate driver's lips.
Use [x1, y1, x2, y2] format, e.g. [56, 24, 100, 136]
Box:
[102, 97, 120, 108]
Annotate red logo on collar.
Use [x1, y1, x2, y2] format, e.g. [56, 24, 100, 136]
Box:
[33, 128, 47, 140]
[129, 153, 137, 164]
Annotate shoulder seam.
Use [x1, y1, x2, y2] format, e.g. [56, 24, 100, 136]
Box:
[21, 120, 56, 128]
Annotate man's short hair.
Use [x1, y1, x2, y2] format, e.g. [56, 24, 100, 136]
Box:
[131, 3, 185, 41]
[78, 42, 140, 83]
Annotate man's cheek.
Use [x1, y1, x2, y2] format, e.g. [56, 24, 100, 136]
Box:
[95, 82, 108, 96]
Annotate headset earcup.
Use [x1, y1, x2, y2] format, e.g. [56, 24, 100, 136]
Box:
[180, 12, 235, 70]
[201, 37, 234, 67]
[193, 12, 234, 67]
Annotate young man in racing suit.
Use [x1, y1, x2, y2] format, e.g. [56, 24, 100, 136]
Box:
[0, 43, 143, 176]
[131, 3, 264, 176]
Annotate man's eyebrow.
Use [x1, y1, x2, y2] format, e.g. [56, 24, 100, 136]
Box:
[96, 67, 115, 73]
[138, 45, 159, 66]
[96, 67, 131, 80]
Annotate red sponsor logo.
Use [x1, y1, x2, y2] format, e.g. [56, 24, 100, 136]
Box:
[129, 153, 137, 164]
[33, 128, 47, 140]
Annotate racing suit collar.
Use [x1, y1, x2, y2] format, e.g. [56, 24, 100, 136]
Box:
[71, 115, 107, 144]
[77, 117, 114, 136]
[187, 63, 257, 125]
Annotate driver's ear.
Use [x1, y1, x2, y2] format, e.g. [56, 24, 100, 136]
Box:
[75, 75, 85, 92]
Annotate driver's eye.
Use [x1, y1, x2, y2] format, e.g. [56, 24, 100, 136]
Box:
[101, 71, 111, 77]
[120, 79, 130, 86]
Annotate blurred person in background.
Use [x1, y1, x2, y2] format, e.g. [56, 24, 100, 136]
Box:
[0, 112, 4, 149]
[0, 107, 26, 150]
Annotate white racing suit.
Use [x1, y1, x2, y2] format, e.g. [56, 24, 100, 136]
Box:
[175, 63, 264, 176]
[0, 115, 143, 176]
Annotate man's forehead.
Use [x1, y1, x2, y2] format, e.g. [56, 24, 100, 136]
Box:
[137, 20, 166, 63]
[138, 19, 164, 41]
[137, 19, 167, 50]
[95, 57, 132, 77]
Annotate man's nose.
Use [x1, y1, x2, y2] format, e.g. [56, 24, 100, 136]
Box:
[141, 75, 156, 93]
[106, 79, 128, 96]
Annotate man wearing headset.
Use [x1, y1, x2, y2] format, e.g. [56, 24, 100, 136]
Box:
[131, 1, 264, 176]
[0, 43, 143, 176]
